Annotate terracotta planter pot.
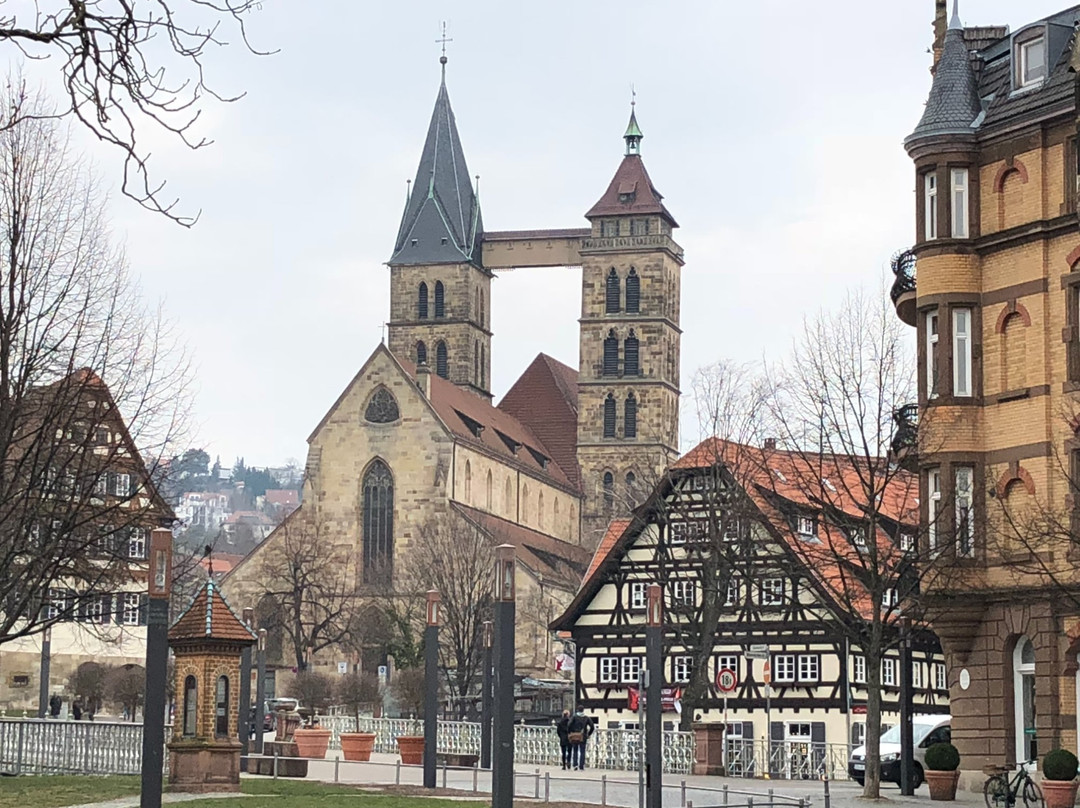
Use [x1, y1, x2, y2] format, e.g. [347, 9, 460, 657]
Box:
[293, 727, 331, 760]
[1042, 779, 1079, 808]
[396, 735, 425, 765]
[926, 769, 960, 801]
[340, 732, 377, 762]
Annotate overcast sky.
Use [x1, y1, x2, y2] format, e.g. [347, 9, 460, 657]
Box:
[13, 0, 1068, 467]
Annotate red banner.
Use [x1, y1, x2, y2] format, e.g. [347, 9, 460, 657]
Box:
[627, 687, 682, 712]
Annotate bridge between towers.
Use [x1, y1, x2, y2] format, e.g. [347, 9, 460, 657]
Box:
[481, 228, 590, 270]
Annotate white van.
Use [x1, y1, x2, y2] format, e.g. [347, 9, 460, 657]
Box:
[848, 714, 951, 788]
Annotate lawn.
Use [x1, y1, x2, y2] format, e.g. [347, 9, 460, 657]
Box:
[0, 775, 140, 808]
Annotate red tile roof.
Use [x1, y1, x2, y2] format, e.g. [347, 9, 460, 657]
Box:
[583, 518, 631, 586]
[169, 581, 257, 645]
[498, 354, 581, 491]
[265, 490, 299, 507]
[585, 155, 677, 225]
[197, 553, 246, 577]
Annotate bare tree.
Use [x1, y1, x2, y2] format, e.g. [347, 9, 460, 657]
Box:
[104, 663, 145, 719]
[0, 2, 268, 222]
[0, 82, 190, 647]
[254, 510, 357, 671]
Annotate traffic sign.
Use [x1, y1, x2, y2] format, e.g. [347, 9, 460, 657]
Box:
[745, 644, 769, 660]
[715, 668, 737, 694]
[762, 660, 772, 686]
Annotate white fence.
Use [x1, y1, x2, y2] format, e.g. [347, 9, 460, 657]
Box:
[724, 739, 851, 781]
[0, 719, 170, 775]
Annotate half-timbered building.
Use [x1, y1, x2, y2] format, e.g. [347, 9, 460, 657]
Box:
[551, 438, 949, 771]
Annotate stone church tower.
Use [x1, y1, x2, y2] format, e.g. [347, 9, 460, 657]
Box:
[576, 111, 682, 544]
[386, 57, 492, 399]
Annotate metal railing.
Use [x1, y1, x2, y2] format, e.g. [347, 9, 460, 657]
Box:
[724, 739, 851, 781]
[0, 718, 171, 775]
[889, 248, 916, 303]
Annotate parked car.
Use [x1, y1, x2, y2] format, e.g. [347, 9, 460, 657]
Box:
[848, 714, 951, 788]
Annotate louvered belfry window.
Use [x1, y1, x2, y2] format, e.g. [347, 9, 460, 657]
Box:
[416, 341, 427, 367]
[434, 281, 445, 318]
[603, 393, 616, 438]
[624, 330, 639, 376]
[625, 393, 637, 438]
[603, 330, 619, 376]
[606, 268, 620, 314]
[362, 459, 394, 581]
[626, 269, 640, 314]
[436, 341, 449, 379]
[418, 282, 429, 319]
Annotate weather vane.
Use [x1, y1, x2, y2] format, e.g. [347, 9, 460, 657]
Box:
[631, 83, 636, 108]
[437, 21, 453, 65]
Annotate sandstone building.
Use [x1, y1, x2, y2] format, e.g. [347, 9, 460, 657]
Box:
[899, 0, 1080, 784]
[223, 57, 686, 688]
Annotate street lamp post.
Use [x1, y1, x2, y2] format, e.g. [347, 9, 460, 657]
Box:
[645, 584, 663, 808]
[140, 528, 172, 808]
[899, 618, 914, 796]
[254, 628, 267, 755]
[481, 620, 493, 769]
[491, 545, 516, 808]
[37, 626, 52, 719]
[424, 590, 441, 789]
[239, 607, 254, 771]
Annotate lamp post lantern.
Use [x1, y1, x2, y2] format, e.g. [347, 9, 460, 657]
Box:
[424, 589, 441, 789]
[481, 620, 493, 769]
[491, 545, 516, 808]
[645, 583, 663, 808]
[140, 528, 172, 808]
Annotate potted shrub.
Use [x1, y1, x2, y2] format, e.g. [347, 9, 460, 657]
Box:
[924, 742, 961, 801]
[392, 668, 426, 766]
[1042, 749, 1080, 808]
[336, 672, 380, 762]
[287, 671, 333, 760]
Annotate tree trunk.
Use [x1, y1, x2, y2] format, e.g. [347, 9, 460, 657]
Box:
[863, 636, 884, 799]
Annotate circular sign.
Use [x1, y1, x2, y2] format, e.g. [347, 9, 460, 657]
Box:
[716, 668, 737, 694]
[762, 661, 772, 686]
[959, 669, 970, 691]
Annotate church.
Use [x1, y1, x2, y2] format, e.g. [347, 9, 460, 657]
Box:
[223, 54, 687, 682]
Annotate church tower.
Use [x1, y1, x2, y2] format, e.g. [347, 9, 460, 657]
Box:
[387, 56, 492, 399]
[577, 109, 682, 546]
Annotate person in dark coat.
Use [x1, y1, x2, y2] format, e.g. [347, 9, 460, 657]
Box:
[568, 707, 594, 771]
[48, 694, 61, 718]
[71, 700, 82, 721]
[555, 710, 572, 769]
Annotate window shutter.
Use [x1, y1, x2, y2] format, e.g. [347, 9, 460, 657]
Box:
[436, 342, 449, 379]
[811, 722, 825, 744]
[434, 281, 445, 318]
[603, 332, 618, 376]
[743, 721, 754, 738]
[416, 341, 427, 367]
[626, 269, 640, 314]
[114, 594, 125, 625]
[606, 269, 620, 314]
[624, 331, 639, 376]
[418, 282, 428, 319]
[107, 472, 117, 497]
[603, 395, 616, 438]
[625, 395, 637, 439]
[138, 594, 149, 626]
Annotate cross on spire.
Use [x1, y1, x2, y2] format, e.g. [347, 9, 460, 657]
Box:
[437, 21, 453, 78]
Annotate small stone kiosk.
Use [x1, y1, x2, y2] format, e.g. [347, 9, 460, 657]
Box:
[168, 580, 257, 792]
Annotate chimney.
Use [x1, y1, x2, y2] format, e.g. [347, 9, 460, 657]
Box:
[416, 362, 432, 399]
[932, 0, 948, 72]
[764, 438, 777, 451]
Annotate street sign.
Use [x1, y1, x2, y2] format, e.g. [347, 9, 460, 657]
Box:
[762, 660, 772, 686]
[745, 644, 769, 660]
[716, 668, 737, 694]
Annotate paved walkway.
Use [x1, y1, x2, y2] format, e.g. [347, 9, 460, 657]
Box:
[68, 795, 243, 808]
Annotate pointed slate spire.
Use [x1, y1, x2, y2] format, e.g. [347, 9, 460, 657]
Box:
[624, 108, 642, 156]
[906, 0, 980, 144]
[390, 63, 483, 267]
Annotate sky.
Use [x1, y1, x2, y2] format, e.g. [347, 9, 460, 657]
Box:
[7, 0, 1070, 467]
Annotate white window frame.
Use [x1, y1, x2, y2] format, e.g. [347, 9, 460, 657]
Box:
[725, 577, 740, 607]
[882, 658, 898, 687]
[928, 468, 942, 553]
[951, 168, 969, 238]
[850, 525, 868, 549]
[1018, 36, 1046, 88]
[934, 662, 947, 691]
[83, 596, 106, 625]
[912, 661, 924, 690]
[128, 528, 147, 560]
[899, 532, 915, 552]
[955, 466, 975, 558]
[717, 655, 738, 678]
[760, 578, 785, 606]
[629, 581, 647, 611]
[798, 655, 820, 683]
[773, 654, 796, 683]
[953, 307, 972, 397]
[882, 588, 899, 608]
[796, 516, 816, 538]
[669, 522, 686, 545]
[599, 657, 619, 684]
[122, 592, 140, 626]
[112, 472, 131, 497]
[927, 311, 939, 399]
[670, 580, 695, 607]
[721, 515, 740, 543]
[46, 588, 66, 621]
[621, 655, 643, 684]
[924, 172, 938, 240]
[852, 655, 866, 684]
[673, 655, 693, 684]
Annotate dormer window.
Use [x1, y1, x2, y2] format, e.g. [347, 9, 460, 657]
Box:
[1017, 34, 1046, 88]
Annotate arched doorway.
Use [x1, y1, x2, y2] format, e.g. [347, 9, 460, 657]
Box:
[1013, 637, 1036, 765]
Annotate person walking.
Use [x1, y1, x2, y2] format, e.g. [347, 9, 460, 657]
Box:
[568, 707, 593, 771]
[555, 710, 572, 769]
[71, 699, 82, 721]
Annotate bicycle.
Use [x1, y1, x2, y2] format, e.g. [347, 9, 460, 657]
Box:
[984, 762, 1044, 808]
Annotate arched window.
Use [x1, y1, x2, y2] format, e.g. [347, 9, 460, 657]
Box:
[480, 289, 485, 327]
[475, 288, 480, 322]
[626, 269, 640, 314]
[603, 394, 617, 438]
[362, 460, 394, 581]
[603, 330, 619, 376]
[486, 470, 493, 510]
[606, 268, 620, 314]
[416, 341, 428, 367]
[625, 394, 638, 438]
[505, 477, 514, 515]
[214, 675, 229, 737]
[436, 341, 449, 379]
[1013, 637, 1036, 765]
[464, 460, 472, 502]
[603, 472, 614, 513]
[538, 492, 545, 529]
[364, 387, 400, 424]
[480, 345, 486, 389]
[182, 675, 197, 737]
[522, 484, 530, 522]
[418, 282, 429, 319]
[626, 471, 637, 507]
[554, 498, 560, 528]
[624, 330, 640, 376]
[435, 281, 445, 318]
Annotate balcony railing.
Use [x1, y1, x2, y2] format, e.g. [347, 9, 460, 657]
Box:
[890, 403, 918, 461]
[890, 249, 916, 327]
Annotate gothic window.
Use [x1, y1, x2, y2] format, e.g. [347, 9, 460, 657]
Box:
[505, 477, 513, 515]
[434, 281, 445, 318]
[554, 498, 560, 527]
[603, 472, 614, 513]
[436, 341, 449, 379]
[362, 460, 394, 582]
[522, 484, 530, 522]
[464, 460, 472, 502]
[182, 675, 197, 737]
[625, 393, 637, 438]
[603, 393, 616, 438]
[603, 330, 618, 376]
[475, 288, 480, 323]
[624, 330, 640, 376]
[418, 282, 429, 319]
[626, 269, 640, 314]
[214, 675, 229, 737]
[364, 387, 400, 424]
[626, 471, 637, 507]
[606, 268, 620, 314]
[486, 470, 493, 510]
[480, 345, 486, 388]
[538, 491, 545, 529]
[474, 340, 479, 384]
[480, 289, 485, 328]
[416, 341, 428, 368]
